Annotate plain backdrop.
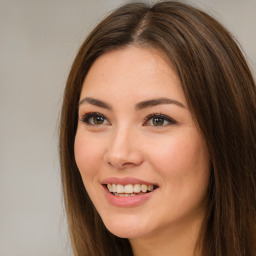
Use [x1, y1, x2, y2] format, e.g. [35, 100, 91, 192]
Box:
[0, 0, 255, 255]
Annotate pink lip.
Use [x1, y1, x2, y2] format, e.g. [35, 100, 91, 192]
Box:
[101, 177, 159, 207]
[103, 186, 157, 207]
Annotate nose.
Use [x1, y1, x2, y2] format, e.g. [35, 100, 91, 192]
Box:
[104, 127, 143, 170]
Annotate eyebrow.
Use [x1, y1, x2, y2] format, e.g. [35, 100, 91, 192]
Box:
[79, 97, 112, 110]
[79, 97, 185, 110]
[135, 98, 185, 110]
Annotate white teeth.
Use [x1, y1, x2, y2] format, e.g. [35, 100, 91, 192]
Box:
[116, 184, 125, 193]
[112, 184, 117, 192]
[141, 184, 147, 193]
[107, 184, 112, 192]
[124, 184, 133, 193]
[134, 184, 141, 193]
[106, 183, 156, 194]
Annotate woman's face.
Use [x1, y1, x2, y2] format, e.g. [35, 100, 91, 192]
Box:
[75, 46, 210, 240]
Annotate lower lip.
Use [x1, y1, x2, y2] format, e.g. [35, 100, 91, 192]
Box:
[103, 186, 157, 207]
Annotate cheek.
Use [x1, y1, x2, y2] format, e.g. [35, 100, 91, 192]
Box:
[74, 132, 105, 176]
[151, 134, 210, 216]
[148, 131, 210, 188]
[154, 138, 206, 170]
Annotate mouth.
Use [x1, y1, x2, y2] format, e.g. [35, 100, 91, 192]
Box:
[102, 178, 159, 206]
[104, 183, 158, 197]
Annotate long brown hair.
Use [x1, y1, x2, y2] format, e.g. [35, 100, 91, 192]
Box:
[59, 1, 256, 255]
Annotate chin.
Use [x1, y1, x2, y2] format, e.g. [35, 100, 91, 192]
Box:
[102, 215, 150, 239]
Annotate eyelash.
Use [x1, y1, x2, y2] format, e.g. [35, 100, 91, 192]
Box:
[81, 112, 109, 126]
[80, 112, 177, 127]
[143, 113, 177, 126]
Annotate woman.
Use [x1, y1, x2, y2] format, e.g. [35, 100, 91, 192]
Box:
[59, 1, 256, 256]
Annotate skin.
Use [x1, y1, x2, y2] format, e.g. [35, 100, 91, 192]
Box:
[74, 46, 211, 256]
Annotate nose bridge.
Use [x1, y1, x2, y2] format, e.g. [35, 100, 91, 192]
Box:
[104, 123, 142, 169]
[111, 124, 130, 151]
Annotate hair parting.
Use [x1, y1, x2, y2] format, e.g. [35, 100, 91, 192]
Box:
[59, 1, 256, 255]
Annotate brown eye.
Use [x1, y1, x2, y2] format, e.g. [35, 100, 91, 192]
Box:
[152, 117, 165, 126]
[144, 113, 176, 127]
[91, 116, 105, 125]
[81, 113, 109, 125]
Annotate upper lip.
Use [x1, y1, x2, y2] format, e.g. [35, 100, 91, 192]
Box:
[101, 177, 159, 186]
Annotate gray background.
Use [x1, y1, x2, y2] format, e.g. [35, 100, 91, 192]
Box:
[0, 0, 255, 255]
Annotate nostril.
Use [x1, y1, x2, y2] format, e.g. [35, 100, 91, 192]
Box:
[106, 160, 137, 170]
[121, 162, 137, 167]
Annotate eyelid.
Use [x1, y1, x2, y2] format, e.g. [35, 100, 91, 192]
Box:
[143, 113, 177, 126]
[80, 112, 176, 127]
[80, 112, 110, 125]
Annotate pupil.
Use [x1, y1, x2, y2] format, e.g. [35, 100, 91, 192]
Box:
[153, 117, 164, 126]
[94, 116, 104, 124]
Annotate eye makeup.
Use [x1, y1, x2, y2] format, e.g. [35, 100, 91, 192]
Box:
[143, 113, 177, 127]
[80, 111, 177, 128]
[81, 112, 110, 126]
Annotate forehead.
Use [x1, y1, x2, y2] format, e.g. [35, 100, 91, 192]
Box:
[80, 46, 186, 105]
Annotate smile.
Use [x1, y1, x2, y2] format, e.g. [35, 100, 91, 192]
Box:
[107, 184, 156, 196]
[102, 178, 159, 206]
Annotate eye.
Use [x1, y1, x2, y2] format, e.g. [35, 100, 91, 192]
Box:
[81, 112, 110, 125]
[144, 113, 176, 127]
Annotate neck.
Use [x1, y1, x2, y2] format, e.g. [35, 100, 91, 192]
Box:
[129, 212, 203, 256]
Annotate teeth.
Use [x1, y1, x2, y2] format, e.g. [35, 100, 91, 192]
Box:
[134, 184, 141, 193]
[141, 184, 147, 193]
[116, 184, 125, 193]
[107, 184, 112, 192]
[124, 184, 133, 193]
[112, 184, 117, 192]
[113, 193, 136, 197]
[148, 184, 154, 191]
[106, 183, 156, 194]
